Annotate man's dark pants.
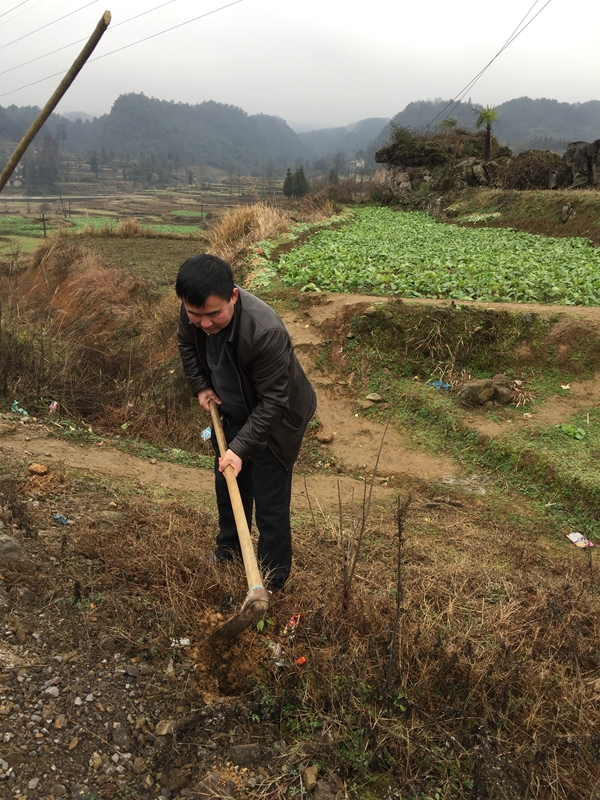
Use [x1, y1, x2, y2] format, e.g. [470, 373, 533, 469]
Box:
[211, 421, 292, 590]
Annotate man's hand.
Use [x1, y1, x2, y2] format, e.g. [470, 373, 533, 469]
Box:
[218, 448, 243, 477]
[197, 388, 221, 412]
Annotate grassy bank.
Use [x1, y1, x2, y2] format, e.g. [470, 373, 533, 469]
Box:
[316, 298, 600, 535]
[443, 186, 600, 246]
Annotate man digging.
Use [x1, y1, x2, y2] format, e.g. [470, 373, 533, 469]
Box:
[176, 254, 316, 592]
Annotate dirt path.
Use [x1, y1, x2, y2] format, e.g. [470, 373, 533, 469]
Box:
[3, 292, 598, 509]
[284, 292, 600, 448]
[283, 295, 459, 481]
[0, 423, 401, 509]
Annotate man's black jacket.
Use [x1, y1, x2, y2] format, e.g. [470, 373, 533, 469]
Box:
[177, 287, 316, 471]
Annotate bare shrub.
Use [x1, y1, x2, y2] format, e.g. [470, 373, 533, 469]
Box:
[499, 149, 562, 190]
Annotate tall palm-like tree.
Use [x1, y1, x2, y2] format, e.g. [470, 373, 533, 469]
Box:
[474, 105, 498, 161]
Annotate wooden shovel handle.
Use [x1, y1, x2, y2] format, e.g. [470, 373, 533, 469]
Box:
[209, 401, 265, 592]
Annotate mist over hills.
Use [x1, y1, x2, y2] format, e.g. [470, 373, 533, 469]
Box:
[296, 118, 390, 160]
[1, 94, 599, 180]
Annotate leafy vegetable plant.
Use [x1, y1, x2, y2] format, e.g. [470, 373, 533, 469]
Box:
[277, 208, 600, 305]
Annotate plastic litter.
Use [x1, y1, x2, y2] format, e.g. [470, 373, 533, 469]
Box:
[200, 427, 212, 441]
[49, 401, 58, 414]
[295, 656, 307, 666]
[566, 532, 594, 549]
[286, 613, 301, 631]
[427, 380, 451, 391]
[170, 637, 191, 648]
[54, 514, 70, 525]
[268, 641, 286, 668]
[11, 400, 28, 416]
[285, 613, 301, 642]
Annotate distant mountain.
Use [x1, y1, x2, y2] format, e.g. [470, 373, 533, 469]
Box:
[370, 98, 600, 155]
[0, 94, 307, 175]
[494, 97, 600, 152]
[297, 118, 390, 165]
[1, 95, 599, 180]
[85, 94, 306, 174]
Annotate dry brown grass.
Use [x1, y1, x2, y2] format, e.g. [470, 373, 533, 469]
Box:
[0, 235, 204, 442]
[1, 192, 339, 430]
[30, 474, 598, 799]
[205, 202, 292, 265]
[292, 190, 339, 222]
[204, 194, 341, 269]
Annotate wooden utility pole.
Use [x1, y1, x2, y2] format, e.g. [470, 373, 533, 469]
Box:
[0, 11, 111, 194]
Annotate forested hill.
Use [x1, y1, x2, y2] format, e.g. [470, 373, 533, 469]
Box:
[370, 97, 600, 155]
[2, 94, 599, 177]
[0, 93, 307, 174]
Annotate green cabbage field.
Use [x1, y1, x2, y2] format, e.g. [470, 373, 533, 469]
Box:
[278, 207, 600, 305]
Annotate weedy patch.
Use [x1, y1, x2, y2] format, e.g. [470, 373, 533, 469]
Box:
[335, 300, 600, 535]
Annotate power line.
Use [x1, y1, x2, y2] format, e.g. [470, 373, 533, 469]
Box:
[0, 0, 98, 51]
[443, 1, 552, 122]
[88, 0, 244, 64]
[0, 0, 181, 78]
[0, 1, 31, 21]
[0, 0, 244, 100]
[422, 0, 553, 131]
[0, 40, 87, 79]
[110, 0, 182, 30]
[0, 0, 47, 30]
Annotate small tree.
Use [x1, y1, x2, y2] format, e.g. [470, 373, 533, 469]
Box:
[474, 105, 498, 162]
[89, 151, 99, 178]
[39, 132, 59, 186]
[282, 168, 293, 198]
[291, 166, 309, 198]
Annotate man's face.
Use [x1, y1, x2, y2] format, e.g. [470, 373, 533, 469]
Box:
[184, 288, 238, 334]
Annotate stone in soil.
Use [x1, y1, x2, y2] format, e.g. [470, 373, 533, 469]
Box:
[28, 463, 49, 476]
[229, 743, 260, 765]
[316, 432, 334, 444]
[0, 533, 24, 564]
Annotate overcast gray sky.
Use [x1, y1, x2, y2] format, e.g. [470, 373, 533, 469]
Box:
[0, 0, 596, 132]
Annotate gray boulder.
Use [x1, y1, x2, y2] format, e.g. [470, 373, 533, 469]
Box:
[560, 139, 600, 188]
[0, 534, 24, 565]
[456, 379, 494, 406]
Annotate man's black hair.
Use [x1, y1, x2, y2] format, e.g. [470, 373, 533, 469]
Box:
[175, 254, 234, 306]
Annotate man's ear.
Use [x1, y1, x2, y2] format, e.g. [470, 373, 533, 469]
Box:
[231, 287, 239, 304]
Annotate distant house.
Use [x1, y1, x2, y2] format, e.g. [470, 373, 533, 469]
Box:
[8, 165, 24, 186]
[348, 157, 365, 180]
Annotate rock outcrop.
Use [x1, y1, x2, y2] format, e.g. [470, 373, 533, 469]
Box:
[560, 139, 600, 188]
